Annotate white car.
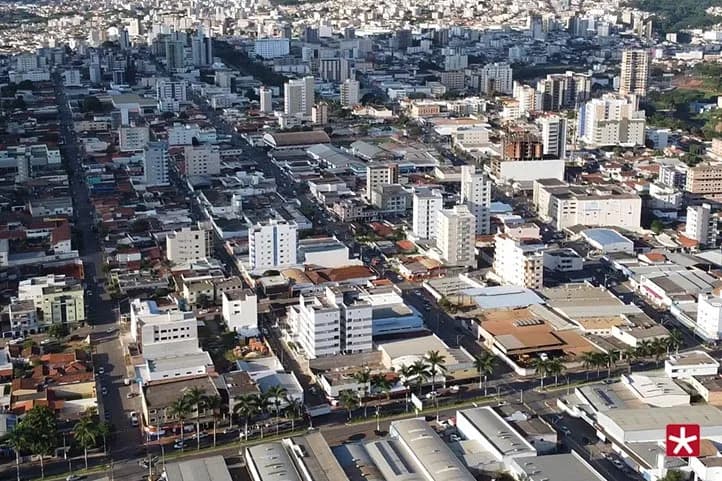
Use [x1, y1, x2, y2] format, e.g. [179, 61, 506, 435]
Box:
[101, 386, 108, 396]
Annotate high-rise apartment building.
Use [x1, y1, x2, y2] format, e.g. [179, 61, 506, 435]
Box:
[685, 203, 717, 247]
[366, 163, 399, 199]
[537, 115, 567, 159]
[164, 39, 186, 71]
[535, 71, 591, 111]
[259, 86, 273, 113]
[183, 145, 220, 176]
[143, 142, 169, 186]
[312, 103, 328, 125]
[436, 205, 476, 267]
[340, 79, 360, 108]
[284, 76, 315, 117]
[156, 80, 188, 112]
[578, 94, 646, 147]
[685, 163, 722, 201]
[479, 63, 513, 95]
[460, 165, 492, 235]
[166, 225, 212, 264]
[190, 28, 213, 67]
[619, 49, 650, 97]
[119, 126, 150, 152]
[412, 187, 443, 240]
[492, 234, 544, 289]
[248, 218, 298, 272]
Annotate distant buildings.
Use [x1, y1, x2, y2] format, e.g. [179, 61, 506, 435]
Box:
[685, 203, 717, 247]
[340, 79, 360, 107]
[259, 86, 273, 113]
[535, 71, 591, 111]
[436, 205, 476, 267]
[478, 62, 513, 95]
[156, 79, 188, 112]
[254, 38, 289, 59]
[537, 114, 567, 159]
[685, 163, 722, 201]
[143, 142, 169, 186]
[184, 145, 221, 176]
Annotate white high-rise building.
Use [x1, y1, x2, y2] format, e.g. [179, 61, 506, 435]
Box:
[254, 38, 290, 59]
[166, 226, 212, 264]
[685, 203, 717, 247]
[222, 289, 258, 337]
[129, 299, 199, 358]
[492, 234, 544, 289]
[460, 165, 491, 235]
[436, 205, 476, 267]
[340, 79, 360, 108]
[479, 62, 513, 95]
[143, 142, 169, 186]
[366, 164, 399, 199]
[287, 287, 372, 359]
[513, 81, 540, 115]
[697, 290, 722, 341]
[578, 93, 646, 147]
[248, 218, 298, 272]
[412, 188, 443, 240]
[190, 28, 213, 67]
[619, 49, 650, 97]
[284, 76, 315, 117]
[156, 80, 188, 112]
[537, 115, 567, 159]
[259, 86, 273, 113]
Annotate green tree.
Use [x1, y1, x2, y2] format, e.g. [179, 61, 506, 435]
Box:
[425, 350, 447, 396]
[339, 390, 359, 420]
[532, 358, 549, 389]
[265, 385, 288, 435]
[371, 374, 393, 400]
[47, 323, 70, 339]
[73, 415, 98, 469]
[473, 353, 496, 396]
[182, 387, 206, 450]
[7, 425, 27, 481]
[353, 367, 372, 417]
[398, 364, 415, 412]
[658, 470, 686, 481]
[410, 359, 431, 395]
[167, 396, 193, 452]
[16, 405, 58, 479]
[202, 394, 223, 448]
[546, 358, 566, 386]
[284, 396, 303, 431]
[650, 219, 664, 234]
[97, 421, 111, 455]
[666, 330, 683, 356]
[233, 395, 261, 442]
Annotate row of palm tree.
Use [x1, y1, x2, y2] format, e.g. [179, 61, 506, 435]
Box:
[531, 357, 566, 389]
[231, 385, 304, 441]
[72, 414, 111, 469]
[580, 331, 684, 379]
[167, 387, 223, 452]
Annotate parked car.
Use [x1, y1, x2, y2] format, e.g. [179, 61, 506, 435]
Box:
[66, 475, 80, 481]
[130, 411, 139, 427]
[173, 440, 188, 450]
[101, 386, 108, 396]
[97, 367, 105, 375]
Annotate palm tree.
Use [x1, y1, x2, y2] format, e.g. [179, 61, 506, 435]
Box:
[339, 390, 359, 420]
[473, 353, 495, 396]
[581, 352, 597, 380]
[202, 394, 223, 447]
[371, 374, 393, 400]
[651, 338, 668, 366]
[410, 360, 431, 395]
[265, 385, 289, 435]
[532, 357, 549, 389]
[7, 425, 26, 481]
[182, 387, 206, 450]
[622, 348, 637, 374]
[546, 358, 566, 386]
[636, 339, 652, 360]
[353, 367, 372, 417]
[666, 330, 683, 356]
[284, 396, 304, 431]
[425, 350, 447, 394]
[97, 421, 110, 455]
[398, 364, 414, 412]
[233, 395, 261, 442]
[605, 350, 619, 377]
[167, 396, 193, 452]
[73, 415, 98, 469]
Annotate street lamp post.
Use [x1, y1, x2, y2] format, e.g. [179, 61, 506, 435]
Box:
[375, 406, 380, 433]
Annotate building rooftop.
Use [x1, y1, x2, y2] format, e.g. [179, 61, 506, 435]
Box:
[163, 455, 232, 481]
[510, 452, 606, 481]
[598, 405, 722, 434]
[457, 407, 536, 458]
[461, 286, 544, 310]
[246, 442, 301, 481]
[666, 350, 720, 368]
[143, 376, 217, 409]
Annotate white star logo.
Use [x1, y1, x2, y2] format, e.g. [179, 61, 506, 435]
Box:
[668, 426, 699, 456]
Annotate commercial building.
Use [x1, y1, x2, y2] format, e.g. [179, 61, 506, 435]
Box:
[297, 237, 354, 268]
[340, 79, 360, 107]
[533, 179, 642, 231]
[284, 76, 315, 118]
[665, 350, 720, 379]
[493, 234, 544, 289]
[129, 299, 199, 358]
[143, 142, 169, 186]
[685, 203, 717, 247]
[259, 86, 273, 113]
[436, 205, 476, 267]
[166, 226, 212, 264]
[248, 218, 298, 272]
[619, 49, 650, 97]
[460, 165, 491, 234]
[164, 456, 232, 481]
[580, 228, 635, 254]
[412, 187, 443, 240]
[184, 145, 221, 177]
[578, 93, 646, 147]
[17, 274, 85, 328]
[222, 289, 258, 337]
[509, 452, 606, 481]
